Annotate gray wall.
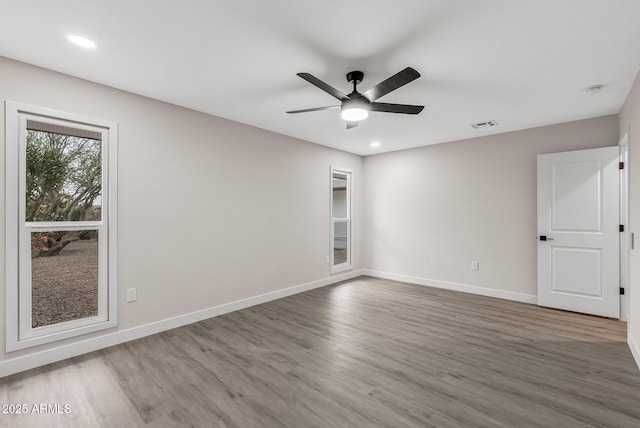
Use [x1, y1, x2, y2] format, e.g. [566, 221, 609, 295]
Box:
[363, 116, 620, 297]
[0, 57, 363, 363]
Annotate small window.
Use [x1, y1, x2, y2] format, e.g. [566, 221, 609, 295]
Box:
[5, 102, 118, 351]
[331, 167, 352, 272]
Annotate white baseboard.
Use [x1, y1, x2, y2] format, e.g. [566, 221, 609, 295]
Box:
[12, 269, 637, 378]
[629, 332, 640, 371]
[0, 269, 362, 378]
[363, 269, 538, 305]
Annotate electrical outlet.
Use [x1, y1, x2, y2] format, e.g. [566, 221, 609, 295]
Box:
[471, 261, 479, 270]
[126, 288, 137, 302]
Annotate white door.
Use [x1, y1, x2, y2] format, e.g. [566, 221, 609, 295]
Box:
[537, 146, 620, 318]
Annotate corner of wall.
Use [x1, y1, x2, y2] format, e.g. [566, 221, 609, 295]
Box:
[619, 68, 640, 362]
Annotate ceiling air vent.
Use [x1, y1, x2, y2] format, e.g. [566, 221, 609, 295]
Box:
[470, 120, 498, 129]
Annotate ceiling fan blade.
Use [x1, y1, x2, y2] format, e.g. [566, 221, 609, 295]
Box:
[370, 102, 424, 114]
[346, 121, 359, 129]
[286, 105, 340, 114]
[297, 73, 349, 101]
[363, 67, 421, 101]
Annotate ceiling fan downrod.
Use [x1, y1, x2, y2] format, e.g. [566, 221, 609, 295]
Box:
[346, 71, 364, 93]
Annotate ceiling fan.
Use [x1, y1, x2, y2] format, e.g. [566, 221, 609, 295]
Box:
[287, 67, 424, 129]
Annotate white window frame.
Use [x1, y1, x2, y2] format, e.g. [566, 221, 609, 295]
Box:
[5, 101, 118, 351]
[330, 166, 353, 273]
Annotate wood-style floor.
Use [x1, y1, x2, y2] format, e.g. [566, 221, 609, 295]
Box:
[1, 276, 640, 427]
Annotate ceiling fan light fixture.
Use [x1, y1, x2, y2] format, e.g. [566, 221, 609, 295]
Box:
[341, 107, 368, 121]
[341, 98, 369, 121]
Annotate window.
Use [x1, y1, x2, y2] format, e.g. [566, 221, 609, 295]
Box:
[331, 167, 352, 272]
[5, 102, 117, 351]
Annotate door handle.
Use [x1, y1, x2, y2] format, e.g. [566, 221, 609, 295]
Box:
[539, 235, 554, 241]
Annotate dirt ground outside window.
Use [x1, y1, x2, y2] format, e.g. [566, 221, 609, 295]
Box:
[31, 239, 99, 328]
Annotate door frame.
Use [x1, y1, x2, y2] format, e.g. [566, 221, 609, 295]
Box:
[620, 130, 630, 320]
[330, 166, 353, 273]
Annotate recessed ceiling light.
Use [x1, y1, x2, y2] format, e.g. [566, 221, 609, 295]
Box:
[67, 35, 96, 49]
[370, 141, 381, 147]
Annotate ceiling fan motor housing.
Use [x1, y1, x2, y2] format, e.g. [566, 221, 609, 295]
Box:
[346, 71, 364, 86]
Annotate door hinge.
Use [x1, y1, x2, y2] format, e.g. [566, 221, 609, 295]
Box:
[619, 161, 624, 169]
[620, 287, 625, 295]
[620, 224, 625, 232]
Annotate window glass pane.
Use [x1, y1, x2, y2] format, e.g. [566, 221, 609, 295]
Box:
[333, 221, 348, 265]
[31, 230, 99, 327]
[332, 172, 348, 218]
[25, 126, 102, 222]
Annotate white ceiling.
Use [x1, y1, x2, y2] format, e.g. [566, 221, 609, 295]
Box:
[1, 1, 640, 156]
